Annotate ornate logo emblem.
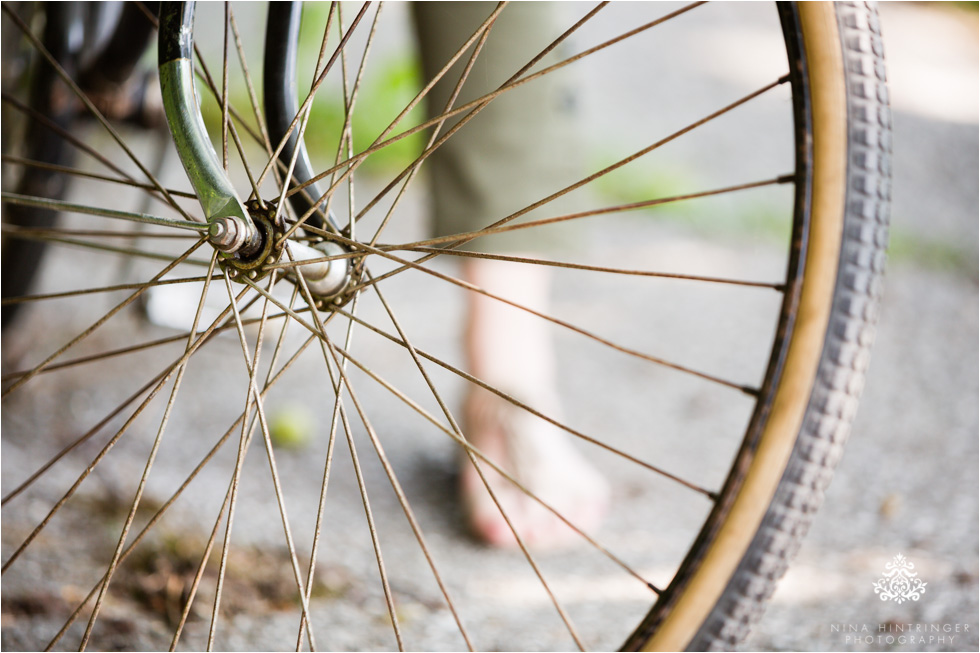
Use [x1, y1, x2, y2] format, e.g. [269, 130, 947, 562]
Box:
[872, 554, 927, 603]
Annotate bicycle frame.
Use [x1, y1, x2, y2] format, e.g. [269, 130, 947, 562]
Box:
[157, 0, 349, 296]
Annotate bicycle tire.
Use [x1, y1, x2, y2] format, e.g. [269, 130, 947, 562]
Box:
[0, 3, 889, 651]
[626, 2, 890, 649]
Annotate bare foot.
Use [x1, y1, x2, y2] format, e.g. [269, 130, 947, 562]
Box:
[461, 389, 610, 548]
[459, 259, 609, 549]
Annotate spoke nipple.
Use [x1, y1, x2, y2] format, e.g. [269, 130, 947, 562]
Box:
[741, 385, 760, 398]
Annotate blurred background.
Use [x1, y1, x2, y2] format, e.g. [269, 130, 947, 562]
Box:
[1, 2, 977, 651]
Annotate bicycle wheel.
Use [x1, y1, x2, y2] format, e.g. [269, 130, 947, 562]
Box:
[0, 2, 890, 651]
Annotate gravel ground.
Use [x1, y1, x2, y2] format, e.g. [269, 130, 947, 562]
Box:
[1, 3, 977, 652]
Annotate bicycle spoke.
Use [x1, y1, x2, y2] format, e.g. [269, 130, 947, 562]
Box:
[78, 251, 219, 651]
[339, 170, 787, 296]
[310, 231, 761, 395]
[0, 295, 271, 383]
[1, 226, 199, 241]
[321, 322, 586, 651]
[169, 294, 317, 649]
[330, 1, 381, 238]
[219, 271, 320, 650]
[343, 64, 788, 283]
[383, 176, 792, 255]
[1, 192, 207, 230]
[1, 239, 206, 399]
[335, 327, 656, 587]
[376, 278, 662, 650]
[372, 278, 661, 592]
[0, 92, 127, 177]
[237, 272, 707, 499]
[49, 332, 321, 652]
[366, 2, 495, 248]
[352, 0, 586, 241]
[0, 295, 273, 509]
[290, 270, 411, 652]
[287, 1, 702, 219]
[170, 479, 234, 652]
[328, 370, 405, 651]
[1, 282, 251, 576]
[396, 248, 785, 290]
[228, 5, 272, 152]
[263, 248, 396, 651]
[0, 92, 195, 213]
[1, 370, 167, 506]
[228, 2, 321, 217]
[289, 256, 467, 650]
[323, 377, 406, 650]
[199, 274, 341, 650]
[270, 80, 317, 227]
[290, 25, 382, 636]
[1, 154, 196, 198]
[207, 274, 270, 650]
[260, 248, 361, 271]
[253, 2, 372, 193]
[308, 1, 340, 96]
[275, 2, 509, 245]
[1, 3, 197, 223]
[259, 273, 656, 643]
[338, 77, 792, 308]
[1, 274, 208, 306]
[281, 0, 536, 205]
[331, 303, 714, 499]
[376, 277, 653, 632]
[295, 301, 354, 648]
[0, 223, 212, 269]
[221, 2, 230, 170]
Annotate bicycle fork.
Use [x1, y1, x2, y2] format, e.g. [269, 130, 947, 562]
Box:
[157, 1, 350, 299]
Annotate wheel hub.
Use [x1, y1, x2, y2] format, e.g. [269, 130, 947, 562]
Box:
[215, 200, 284, 282]
[213, 200, 355, 306]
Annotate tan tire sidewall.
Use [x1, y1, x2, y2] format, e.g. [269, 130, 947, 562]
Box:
[641, 4, 848, 650]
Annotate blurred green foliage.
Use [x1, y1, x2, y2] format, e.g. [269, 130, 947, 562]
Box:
[297, 3, 426, 175]
[886, 229, 978, 279]
[304, 55, 426, 176]
[591, 153, 792, 244]
[198, 4, 426, 179]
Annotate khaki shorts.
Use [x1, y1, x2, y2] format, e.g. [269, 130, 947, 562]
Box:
[413, 2, 584, 253]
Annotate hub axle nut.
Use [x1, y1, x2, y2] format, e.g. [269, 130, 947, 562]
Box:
[209, 217, 245, 252]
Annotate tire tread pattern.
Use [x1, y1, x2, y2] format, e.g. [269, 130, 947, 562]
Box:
[688, 3, 891, 649]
